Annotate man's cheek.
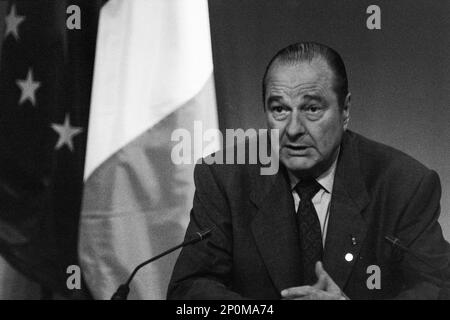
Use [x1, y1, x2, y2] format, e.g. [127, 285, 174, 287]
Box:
[267, 118, 282, 130]
[315, 120, 341, 150]
[271, 124, 286, 143]
[305, 123, 325, 148]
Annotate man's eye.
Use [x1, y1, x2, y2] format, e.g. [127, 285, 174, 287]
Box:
[271, 106, 285, 113]
[307, 105, 320, 113]
[273, 106, 282, 112]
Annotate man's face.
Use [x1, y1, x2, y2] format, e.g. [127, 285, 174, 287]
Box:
[265, 59, 350, 177]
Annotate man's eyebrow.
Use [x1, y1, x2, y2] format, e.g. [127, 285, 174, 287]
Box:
[303, 94, 325, 103]
[267, 96, 283, 104]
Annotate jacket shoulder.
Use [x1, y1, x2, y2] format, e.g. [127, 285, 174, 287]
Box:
[194, 136, 263, 191]
[347, 131, 436, 189]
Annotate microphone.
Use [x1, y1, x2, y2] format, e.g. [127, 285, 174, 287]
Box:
[111, 227, 214, 300]
[384, 235, 437, 270]
[384, 235, 449, 299]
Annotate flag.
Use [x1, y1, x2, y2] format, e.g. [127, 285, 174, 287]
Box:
[79, 0, 220, 299]
[0, 0, 103, 298]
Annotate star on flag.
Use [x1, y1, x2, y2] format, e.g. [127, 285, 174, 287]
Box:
[51, 114, 83, 152]
[16, 68, 41, 106]
[5, 4, 26, 41]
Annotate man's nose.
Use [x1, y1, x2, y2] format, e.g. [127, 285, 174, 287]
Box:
[285, 113, 306, 139]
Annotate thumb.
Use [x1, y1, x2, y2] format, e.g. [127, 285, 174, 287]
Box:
[313, 261, 328, 290]
[315, 261, 342, 294]
[315, 261, 328, 277]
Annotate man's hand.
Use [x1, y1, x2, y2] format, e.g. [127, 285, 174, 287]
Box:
[281, 261, 348, 300]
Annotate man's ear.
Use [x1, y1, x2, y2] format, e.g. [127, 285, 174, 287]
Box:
[342, 93, 351, 130]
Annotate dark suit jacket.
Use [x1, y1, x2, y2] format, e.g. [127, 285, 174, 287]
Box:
[167, 131, 450, 299]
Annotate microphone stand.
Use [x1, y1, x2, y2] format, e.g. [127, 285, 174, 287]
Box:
[111, 228, 213, 300]
[385, 235, 449, 299]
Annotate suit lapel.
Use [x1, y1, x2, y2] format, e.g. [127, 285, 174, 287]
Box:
[250, 165, 303, 292]
[323, 132, 370, 290]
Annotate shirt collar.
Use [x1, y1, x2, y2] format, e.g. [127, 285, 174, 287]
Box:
[287, 147, 339, 194]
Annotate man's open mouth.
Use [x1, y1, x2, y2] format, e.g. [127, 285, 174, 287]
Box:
[285, 144, 310, 150]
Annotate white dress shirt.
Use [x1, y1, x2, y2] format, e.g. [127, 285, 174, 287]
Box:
[287, 153, 339, 247]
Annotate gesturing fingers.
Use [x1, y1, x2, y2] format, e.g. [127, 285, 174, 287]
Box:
[281, 286, 342, 300]
[314, 261, 342, 294]
[281, 286, 314, 299]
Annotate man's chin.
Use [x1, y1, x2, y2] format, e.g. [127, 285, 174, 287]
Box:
[281, 157, 317, 175]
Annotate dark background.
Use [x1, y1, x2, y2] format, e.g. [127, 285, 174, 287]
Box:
[208, 0, 450, 239]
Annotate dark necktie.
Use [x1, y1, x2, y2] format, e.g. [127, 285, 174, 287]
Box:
[295, 179, 323, 285]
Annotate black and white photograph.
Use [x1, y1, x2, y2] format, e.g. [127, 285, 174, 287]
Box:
[0, 0, 448, 306]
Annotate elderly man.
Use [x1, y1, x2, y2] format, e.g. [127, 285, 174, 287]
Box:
[167, 42, 450, 299]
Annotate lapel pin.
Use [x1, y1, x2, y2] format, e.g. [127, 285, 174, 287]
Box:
[345, 253, 354, 262]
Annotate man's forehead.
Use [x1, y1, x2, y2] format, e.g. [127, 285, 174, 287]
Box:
[265, 59, 334, 98]
[267, 92, 325, 102]
[267, 59, 333, 84]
